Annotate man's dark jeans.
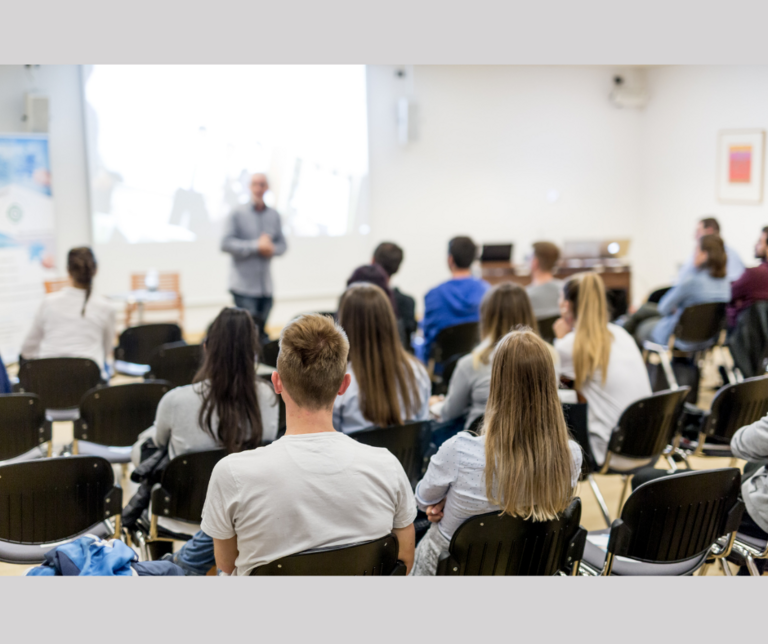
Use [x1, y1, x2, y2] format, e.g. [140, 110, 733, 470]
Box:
[232, 292, 273, 345]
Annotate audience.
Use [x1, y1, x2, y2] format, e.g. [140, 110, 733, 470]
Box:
[677, 217, 744, 284]
[411, 329, 582, 575]
[621, 234, 731, 349]
[334, 283, 430, 433]
[200, 314, 416, 575]
[373, 241, 418, 352]
[418, 236, 490, 363]
[432, 282, 558, 434]
[526, 241, 563, 319]
[728, 226, 768, 329]
[20, 247, 116, 378]
[554, 272, 652, 466]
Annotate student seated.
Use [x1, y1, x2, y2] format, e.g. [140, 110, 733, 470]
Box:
[676, 216, 745, 284]
[526, 241, 563, 319]
[433, 282, 559, 433]
[334, 283, 430, 434]
[373, 241, 418, 352]
[411, 329, 582, 576]
[200, 314, 417, 576]
[345, 263, 398, 315]
[621, 234, 731, 349]
[554, 272, 652, 467]
[728, 226, 768, 330]
[20, 247, 116, 378]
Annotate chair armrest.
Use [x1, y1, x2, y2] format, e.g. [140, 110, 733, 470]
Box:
[436, 556, 458, 576]
[564, 526, 588, 575]
[642, 341, 669, 354]
[390, 561, 407, 576]
[602, 519, 631, 576]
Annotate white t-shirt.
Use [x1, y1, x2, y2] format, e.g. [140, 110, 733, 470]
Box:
[201, 431, 417, 575]
[20, 287, 116, 374]
[555, 323, 652, 464]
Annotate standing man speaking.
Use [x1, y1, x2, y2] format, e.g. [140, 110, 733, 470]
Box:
[221, 173, 287, 344]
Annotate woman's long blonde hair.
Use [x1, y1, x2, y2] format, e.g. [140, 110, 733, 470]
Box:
[337, 283, 420, 427]
[483, 329, 576, 521]
[562, 272, 613, 390]
[474, 283, 538, 367]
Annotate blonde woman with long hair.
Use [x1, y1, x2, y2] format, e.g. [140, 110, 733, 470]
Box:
[411, 329, 582, 576]
[553, 272, 651, 466]
[433, 282, 559, 435]
[334, 283, 431, 433]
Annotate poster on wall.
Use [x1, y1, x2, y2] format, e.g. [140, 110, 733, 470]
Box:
[717, 129, 765, 204]
[0, 133, 57, 364]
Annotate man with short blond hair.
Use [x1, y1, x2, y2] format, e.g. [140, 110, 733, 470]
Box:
[201, 314, 417, 575]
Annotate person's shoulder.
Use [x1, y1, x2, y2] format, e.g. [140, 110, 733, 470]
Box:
[442, 429, 484, 456]
[554, 330, 575, 350]
[162, 383, 198, 405]
[607, 323, 635, 344]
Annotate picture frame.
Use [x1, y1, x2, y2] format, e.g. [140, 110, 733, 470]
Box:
[717, 129, 765, 204]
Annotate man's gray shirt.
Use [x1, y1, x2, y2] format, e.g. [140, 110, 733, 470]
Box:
[221, 203, 287, 297]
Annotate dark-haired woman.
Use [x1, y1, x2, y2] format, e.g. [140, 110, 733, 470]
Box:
[21, 247, 115, 378]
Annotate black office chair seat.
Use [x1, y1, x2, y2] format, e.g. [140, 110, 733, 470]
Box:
[0, 521, 115, 565]
[581, 529, 710, 576]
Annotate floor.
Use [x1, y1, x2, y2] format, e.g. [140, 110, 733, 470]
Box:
[0, 347, 752, 576]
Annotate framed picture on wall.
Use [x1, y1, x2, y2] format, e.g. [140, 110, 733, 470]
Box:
[717, 129, 765, 204]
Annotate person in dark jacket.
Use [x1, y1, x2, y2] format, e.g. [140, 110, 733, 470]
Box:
[728, 226, 768, 329]
[373, 242, 418, 353]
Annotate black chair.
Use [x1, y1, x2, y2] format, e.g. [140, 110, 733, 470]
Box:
[647, 286, 672, 304]
[643, 302, 726, 399]
[131, 448, 227, 559]
[353, 421, 428, 488]
[251, 533, 404, 575]
[537, 316, 559, 345]
[429, 322, 480, 394]
[728, 531, 768, 576]
[0, 456, 123, 564]
[74, 381, 172, 463]
[17, 357, 102, 420]
[146, 342, 202, 388]
[728, 300, 768, 379]
[680, 376, 768, 463]
[436, 498, 586, 576]
[115, 323, 183, 376]
[581, 388, 691, 527]
[580, 468, 743, 575]
[433, 353, 463, 395]
[0, 394, 52, 462]
[261, 340, 280, 369]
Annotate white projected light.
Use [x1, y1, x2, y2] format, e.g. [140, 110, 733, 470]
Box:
[83, 65, 370, 244]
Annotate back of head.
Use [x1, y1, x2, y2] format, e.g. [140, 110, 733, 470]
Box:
[700, 217, 720, 234]
[483, 330, 574, 521]
[699, 234, 727, 279]
[448, 236, 477, 269]
[67, 247, 97, 316]
[346, 263, 398, 314]
[477, 283, 538, 364]
[194, 307, 262, 453]
[338, 283, 419, 427]
[532, 241, 561, 273]
[278, 314, 349, 411]
[562, 272, 612, 389]
[373, 242, 404, 277]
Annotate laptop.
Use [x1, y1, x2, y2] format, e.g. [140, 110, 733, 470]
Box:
[480, 243, 513, 262]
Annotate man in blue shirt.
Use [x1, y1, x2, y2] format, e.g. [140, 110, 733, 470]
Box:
[418, 236, 490, 363]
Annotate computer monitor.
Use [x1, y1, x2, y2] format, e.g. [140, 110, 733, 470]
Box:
[480, 243, 513, 263]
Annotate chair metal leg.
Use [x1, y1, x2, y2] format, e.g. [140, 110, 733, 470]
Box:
[665, 455, 678, 472]
[616, 475, 632, 518]
[729, 457, 738, 467]
[657, 350, 679, 390]
[719, 558, 733, 576]
[698, 562, 711, 576]
[588, 474, 612, 527]
[746, 556, 761, 577]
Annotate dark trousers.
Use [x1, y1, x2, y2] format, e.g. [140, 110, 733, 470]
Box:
[619, 302, 662, 348]
[232, 292, 273, 344]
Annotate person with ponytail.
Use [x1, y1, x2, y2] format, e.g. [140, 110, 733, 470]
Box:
[21, 247, 116, 377]
[411, 330, 582, 576]
[553, 272, 652, 466]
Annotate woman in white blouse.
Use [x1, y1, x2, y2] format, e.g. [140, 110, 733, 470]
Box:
[412, 329, 582, 575]
[21, 247, 116, 377]
[333, 283, 431, 434]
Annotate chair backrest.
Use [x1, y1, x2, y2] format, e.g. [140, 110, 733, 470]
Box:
[18, 357, 102, 410]
[0, 456, 122, 544]
[0, 394, 51, 461]
[704, 376, 768, 443]
[147, 342, 202, 388]
[467, 414, 484, 434]
[352, 421, 428, 488]
[43, 278, 69, 294]
[250, 533, 400, 575]
[76, 381, 171, 447]
[611, 468, 742, 565]
[561, 402, 594, 472]
[431, 322, 480, 364]
[261, 340, 280, 368]
[647, 286, 672, 304]
[537, 316, 559, 344]
[674, 302, 726, 345]
[151, 449, 227, 523]
[607, 387, 690, 460]
[438, 498, 586, 575]
[115, 323, 183, 365]
[131, 272, 181, 294]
